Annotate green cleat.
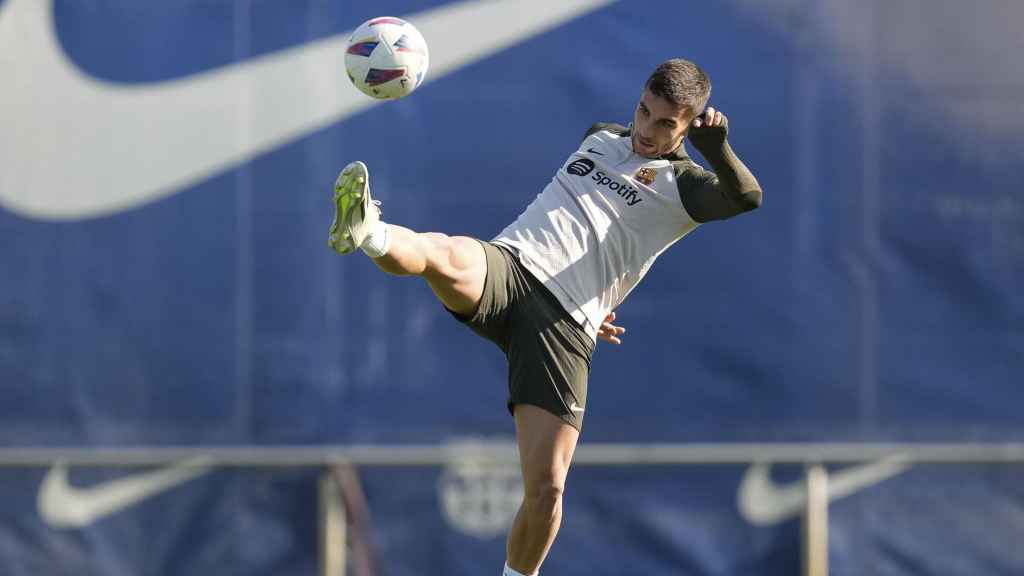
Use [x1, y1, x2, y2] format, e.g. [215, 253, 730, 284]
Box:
[328, 161, 381, 254]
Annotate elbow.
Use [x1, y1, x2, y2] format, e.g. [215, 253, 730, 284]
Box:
[742, 187, 763, 211]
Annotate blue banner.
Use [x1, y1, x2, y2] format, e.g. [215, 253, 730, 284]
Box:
[1, 0, 1022, 574]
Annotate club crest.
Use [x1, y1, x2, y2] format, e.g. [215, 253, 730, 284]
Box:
[635, 167, 657, 185]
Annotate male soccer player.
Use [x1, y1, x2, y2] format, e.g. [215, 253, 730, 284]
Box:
[328, 59, 762, 576]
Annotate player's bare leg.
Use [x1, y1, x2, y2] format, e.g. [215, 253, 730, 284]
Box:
[372, 225, 486, 316]
[328, 160, 487, 315]
[505, 404, 579, 575]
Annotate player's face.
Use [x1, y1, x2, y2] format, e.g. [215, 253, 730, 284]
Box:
[631, 89, 694, 158]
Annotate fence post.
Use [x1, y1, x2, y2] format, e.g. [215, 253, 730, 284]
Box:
[320, 470, 347, 576]
[803, 464, 829, 576]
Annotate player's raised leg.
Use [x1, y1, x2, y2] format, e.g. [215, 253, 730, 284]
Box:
[504, 404, 579, 576]
[328, 160, 487, 316]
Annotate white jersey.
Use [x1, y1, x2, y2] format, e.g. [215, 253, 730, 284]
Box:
[494, 128, 700, 342]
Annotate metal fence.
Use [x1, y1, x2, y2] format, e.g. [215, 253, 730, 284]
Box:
[5, 443, 1024, 576]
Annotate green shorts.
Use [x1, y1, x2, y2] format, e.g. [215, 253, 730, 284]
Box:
[447, 241, 595, 431]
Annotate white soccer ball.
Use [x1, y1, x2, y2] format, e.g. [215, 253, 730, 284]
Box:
[344, 16, 429, 100]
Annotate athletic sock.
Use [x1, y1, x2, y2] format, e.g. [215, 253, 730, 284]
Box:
[503, 562, 536, 576]
[360, 221, 390, 258]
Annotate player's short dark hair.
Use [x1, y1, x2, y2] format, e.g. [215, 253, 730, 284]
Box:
[644, 59, 711, 115]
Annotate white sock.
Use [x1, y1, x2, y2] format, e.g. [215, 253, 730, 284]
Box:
[503, 562, 536, 576]
[360, 221, 391, 258]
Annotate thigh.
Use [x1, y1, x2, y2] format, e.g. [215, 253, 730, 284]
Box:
[514, 404, 579, 488]
[506, 277, 594, 431]
[423, 235, 487, 317]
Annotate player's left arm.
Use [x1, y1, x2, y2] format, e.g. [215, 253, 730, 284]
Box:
[677, 107, 763, 222]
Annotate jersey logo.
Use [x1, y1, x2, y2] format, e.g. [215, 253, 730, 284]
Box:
[635, 167, 657, 185]
[566, 158, 596, 177]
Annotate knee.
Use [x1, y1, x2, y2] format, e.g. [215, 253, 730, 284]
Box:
[438, 235, 479, 270]
[419, 233, 455, 274]
[423, 234, 479, 280]
[522, 470, 567, 513]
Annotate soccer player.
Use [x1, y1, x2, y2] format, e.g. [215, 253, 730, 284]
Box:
[328, 59, 762, 576]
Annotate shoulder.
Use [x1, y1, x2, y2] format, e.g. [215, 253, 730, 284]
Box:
[672, 156, 712, 178]
[583, 122, 630, 140]
[673, 157, 718, 192]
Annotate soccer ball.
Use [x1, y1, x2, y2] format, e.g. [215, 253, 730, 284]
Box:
[344, 16, 429, 100]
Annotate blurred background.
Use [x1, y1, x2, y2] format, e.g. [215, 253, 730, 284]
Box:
[1, 0, 1022, 574]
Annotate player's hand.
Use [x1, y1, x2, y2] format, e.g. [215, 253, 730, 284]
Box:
[688, 106, 729, 151]
[597, 311, 626, 345]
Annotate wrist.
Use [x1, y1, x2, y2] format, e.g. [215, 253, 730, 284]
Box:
[690, 137, 730, 160]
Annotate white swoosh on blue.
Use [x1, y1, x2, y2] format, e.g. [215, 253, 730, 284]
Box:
[737, 458, 912, 526]
[37, 459, 212, 528]
[0, 0, 616, 221]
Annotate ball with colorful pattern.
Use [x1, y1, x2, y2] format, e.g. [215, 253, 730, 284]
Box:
[344, 16, 430, 100]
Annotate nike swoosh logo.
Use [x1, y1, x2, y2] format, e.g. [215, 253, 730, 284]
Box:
[569, 402, 585, 413]
[737, 457, 911, 526]
[0, 0, 616, 221]
[587, 147, 605, 155]
[37, 458, 212, 528]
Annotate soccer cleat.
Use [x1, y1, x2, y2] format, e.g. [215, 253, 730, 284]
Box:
[328, 161, 381, 254]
